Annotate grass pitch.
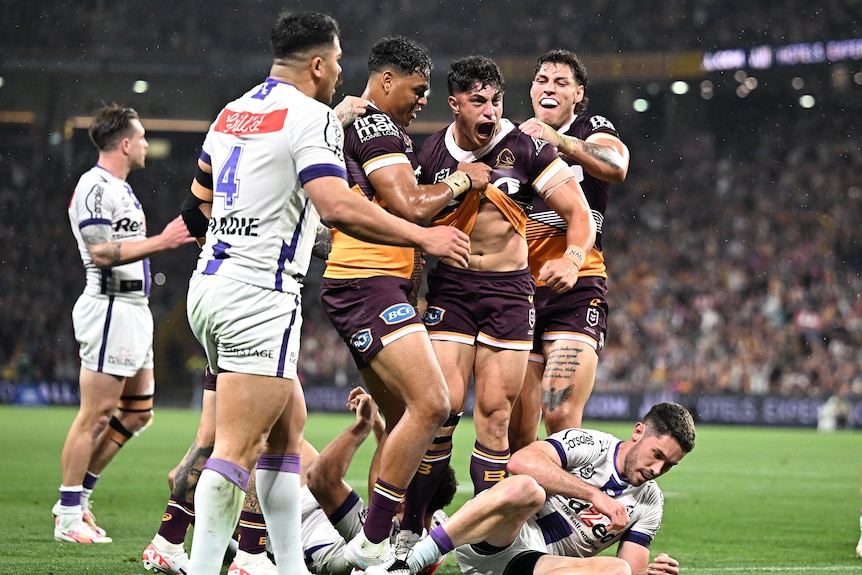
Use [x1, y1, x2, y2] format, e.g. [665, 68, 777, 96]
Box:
[1, 404, 860, 574]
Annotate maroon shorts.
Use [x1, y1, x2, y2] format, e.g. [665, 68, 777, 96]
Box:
[320, 275, 425, 369]
[203, 365, 217, 391]
[422, 263, 535, 350]
[531, 275, 608, 358]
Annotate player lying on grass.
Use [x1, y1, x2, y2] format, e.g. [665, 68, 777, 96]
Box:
[367, 402, 695, 575]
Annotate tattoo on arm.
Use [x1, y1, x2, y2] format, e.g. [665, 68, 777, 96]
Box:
[311, 224, 333, 261]
[580, 140, 624, 170]
[172, 441, 214, 501]
[82, 224, 122, 266]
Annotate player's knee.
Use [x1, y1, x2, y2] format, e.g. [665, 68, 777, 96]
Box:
[117, 394, 154, 434]
[497, 475, 544, 514]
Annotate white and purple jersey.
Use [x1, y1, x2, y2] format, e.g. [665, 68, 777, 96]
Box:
[195, 77, 347, 294]
[68, 165, 150, 299]
[532, 428, 663, 557]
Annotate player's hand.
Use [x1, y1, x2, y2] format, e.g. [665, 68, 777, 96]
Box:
[159, 215, 197, 249]
[456, 162, 492, 191]
[421, 226, 470, 267]
[519, 118, 564, 149]
[346, 386, 378, 431]
[334, 95, 370, 127]
[537, 257, 579, 293]
[593, 492, 629, 532]
[647, 553, 679, 575]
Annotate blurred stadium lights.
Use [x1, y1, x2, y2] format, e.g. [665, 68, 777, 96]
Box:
[671, 81, 689, 95]
[132, 79, 149, 94]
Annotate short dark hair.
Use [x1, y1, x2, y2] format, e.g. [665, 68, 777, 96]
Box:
[426, 465, 458, 514]
[368, 36, 432, 78]
[534, 49, 590, 114]
[642, 402, 696, 453]
[88, 104, 139, 152]
[270, 11, 340, 60]
[446, 55, 505, 97]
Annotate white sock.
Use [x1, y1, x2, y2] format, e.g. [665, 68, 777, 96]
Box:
[255, 467, 307, 575]
[407, 536, 443, 572]
[188, 468, 246, 575]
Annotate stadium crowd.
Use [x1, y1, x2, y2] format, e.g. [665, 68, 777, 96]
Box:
[1, 0, 860, 403]
[2, 0, 857, 61]
[1, 94, 859, 401]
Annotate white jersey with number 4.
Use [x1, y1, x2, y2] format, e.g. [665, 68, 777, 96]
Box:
[531, 428, 664, 557]
[195, 77, 347, 294]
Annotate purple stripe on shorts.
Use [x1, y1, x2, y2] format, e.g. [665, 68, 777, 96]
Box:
[203, 457, 250, 491]
[256, 454, 300, 474]
[97, 296, 114, 372]
[276, 300, 298, 378]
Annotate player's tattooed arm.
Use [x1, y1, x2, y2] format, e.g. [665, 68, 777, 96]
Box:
[311, 223, 333, 261]
[171, 440, 214, 501]
[81, 224, 123, 268]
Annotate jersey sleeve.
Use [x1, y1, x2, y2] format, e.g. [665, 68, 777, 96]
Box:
[347, 111, 411, 174]
[544, 428, 612, 470]
[72, 174, 116, 230]
[294, 107, 348, 185]
[621, 483, 664, 547]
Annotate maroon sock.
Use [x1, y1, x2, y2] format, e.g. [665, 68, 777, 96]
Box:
[364, 479, 406, 543]
[157, 498, 194, 545]
[469, 441, 509, 496]
[400, 446, 452, 534]
[237, 510, 267, 555]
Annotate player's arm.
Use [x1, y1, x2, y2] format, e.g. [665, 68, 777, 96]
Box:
[535, 165, 596, 293]
[508, 439, 628, 531]
[520, 118, 630, 182]
[304, 175, 470, 266]
[82, 216, 194, 269]
[617, 543, 679, 575]
[369, 160, 490, 224]
[181, 158, 214, 247]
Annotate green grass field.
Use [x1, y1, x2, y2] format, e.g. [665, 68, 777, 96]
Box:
[1, 404, 861, 575]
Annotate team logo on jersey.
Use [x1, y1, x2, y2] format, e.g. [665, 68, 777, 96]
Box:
[379, 303, 416, 325]
[350, 329, 373, 352]
[433, 168, 451, 183]
[422, 306, 445, 326]
[588, 115, 616, 132]
[494, 148, 516, 169]
[531, 136, 549, 156]
[579, 464, 595, 480]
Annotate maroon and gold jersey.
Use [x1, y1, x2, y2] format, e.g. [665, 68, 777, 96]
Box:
[418, 119, 570, 236]
[323, 104, 417, 279]
[525, 114, 619, 283]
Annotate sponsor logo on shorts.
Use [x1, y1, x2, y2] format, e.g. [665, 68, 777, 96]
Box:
[350, 329, 373, 352]
[379, 303, 416, 325]
[422, 306, 445, 326]
[223, 347, 275, 358]
[529, 307, 536, 329]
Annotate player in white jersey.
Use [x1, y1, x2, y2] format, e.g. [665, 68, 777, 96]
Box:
[179, 11, 470, 575]
[367, 402, 695, 575]
[55, 104, 194, 545]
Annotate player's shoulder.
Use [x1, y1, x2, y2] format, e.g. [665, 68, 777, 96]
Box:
[571, 113, 620, 138]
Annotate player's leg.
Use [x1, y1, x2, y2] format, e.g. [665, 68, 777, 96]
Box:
[142, 380, 216, 574]
[252, 376, 308, 575]
[187, 371, 290, 575]
[348, 333, 452, 567]
[508, 356, 544, 452]
[540, 338, 599, 434]
[470, 346, 529, 495]
[228, 472, 278, 575]
[55, 366, 121, 544]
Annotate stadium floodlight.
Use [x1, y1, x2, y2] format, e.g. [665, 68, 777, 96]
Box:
[671, 81, 689, 95]
[133, 80, 149, 94]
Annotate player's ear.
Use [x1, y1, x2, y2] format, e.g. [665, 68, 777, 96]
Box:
[447, 95, 458, 113]
[631, 421, 646, 442]
[310, 55, 324, 79]
[382, 70, 394, 94]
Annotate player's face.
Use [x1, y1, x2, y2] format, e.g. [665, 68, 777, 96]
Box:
[317, 37, 344, 105]
[449, 82, 503, 151]
[388, 72, 429, 128]
[622, 427, 686, 487]
[125, 119, 148, 171]
[530, 62, 584, 130]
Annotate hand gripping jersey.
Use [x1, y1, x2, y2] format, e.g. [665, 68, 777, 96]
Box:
[68, 165, 150, 299]
[418, 119, 570, 236]
[323, 104, 418, 280]
[531, 428, 663, 557]
[525, 114, 620, 283]
[195, 77, 347, 293]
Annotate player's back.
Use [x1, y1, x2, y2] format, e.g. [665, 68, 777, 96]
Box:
[196, 78, 344, 292]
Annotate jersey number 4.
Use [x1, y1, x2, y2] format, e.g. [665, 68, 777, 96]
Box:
[215, 144, 244, 210]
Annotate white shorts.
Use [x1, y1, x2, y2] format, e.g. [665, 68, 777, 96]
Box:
[72, 293, 154, 378]
[454, 518, 547, 575]
[187, 273, 303, 379]
[300, 485, 367, 575]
